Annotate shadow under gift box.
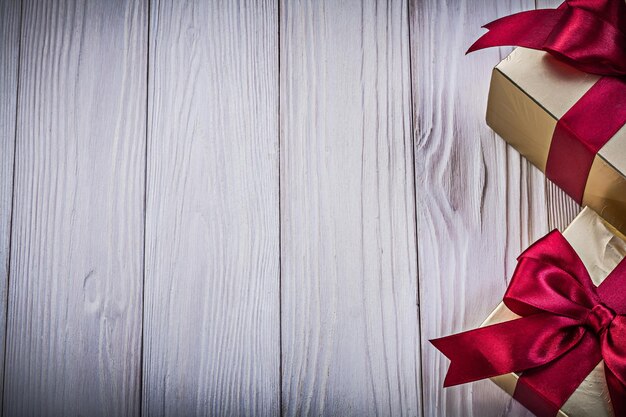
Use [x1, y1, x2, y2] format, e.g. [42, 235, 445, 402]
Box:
[487, 47, 626, 233]
[483, 207, 626, 417]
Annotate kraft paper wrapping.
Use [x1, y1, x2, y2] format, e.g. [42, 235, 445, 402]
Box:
[482, 207, 626, 417]
[486, 47, 626, 233]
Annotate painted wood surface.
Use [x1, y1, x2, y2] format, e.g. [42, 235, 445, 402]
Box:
[4, 1, 147, 415]
[0, 0, 586, 416]
[280, 1, 420, 416]
[0, 0, 21, 413]
[410, 0, 578, 416]
[143, 1, 280, 416]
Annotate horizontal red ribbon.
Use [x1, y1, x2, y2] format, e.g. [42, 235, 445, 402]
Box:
[431, 231, 626, 417]
[469, 0, 626, 204]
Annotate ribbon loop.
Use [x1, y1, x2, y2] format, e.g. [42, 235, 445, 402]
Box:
[543, 3, 626, 76]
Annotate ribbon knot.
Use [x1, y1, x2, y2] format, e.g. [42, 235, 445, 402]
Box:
[432, 230, 626, 417]
[585, 303, 616, 334]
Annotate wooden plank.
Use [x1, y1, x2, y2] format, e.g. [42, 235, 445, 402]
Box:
[409, 0, 568, 415]
[4, 1, 147, 416]
[142, 1, 280, 416]
[0, 0, 21, 412]
[280, 1, 420, 416]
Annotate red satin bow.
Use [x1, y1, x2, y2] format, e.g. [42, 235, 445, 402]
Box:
[468, 0, 626, 76]
[432, 231, 626, 417]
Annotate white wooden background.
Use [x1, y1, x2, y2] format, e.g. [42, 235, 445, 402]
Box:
[0, 0, 581, 416]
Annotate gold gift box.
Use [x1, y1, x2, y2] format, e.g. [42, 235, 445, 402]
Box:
[487, 47, 626, 233]
[483, 207, 626, 416]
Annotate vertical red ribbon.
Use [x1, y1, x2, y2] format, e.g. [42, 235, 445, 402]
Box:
[545, 76, 626, 204]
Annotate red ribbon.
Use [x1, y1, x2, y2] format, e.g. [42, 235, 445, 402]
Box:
[431, 231, 626, 417]
[468, 0, 626, 204]
[467, 0, 626, 77]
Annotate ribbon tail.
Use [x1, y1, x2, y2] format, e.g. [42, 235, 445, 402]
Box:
[605, 366, 626, 417]
[431, 313, 583, 387]
[602, 318, 626, 416]
[467, 9, 563, 54]
[515, 334, 601, 417]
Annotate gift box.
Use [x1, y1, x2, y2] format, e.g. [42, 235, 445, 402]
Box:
[468, 0, 626, 234]
[432, 207, 626, 417]
[486, 47, 626, 234]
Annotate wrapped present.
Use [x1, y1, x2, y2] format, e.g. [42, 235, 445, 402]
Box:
[469, 0, 626, 233]
[432, 208, 626, 417]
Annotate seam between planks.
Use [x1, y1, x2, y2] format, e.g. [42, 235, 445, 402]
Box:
[407, 1, 425, 416]
[139, 0, 151, 416]
[1, 1, 24, 415]
[278, 0, 283, 415]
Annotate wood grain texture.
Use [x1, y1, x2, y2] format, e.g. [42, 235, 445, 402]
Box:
[143, 1, 280, 416]
[0, 0, 21, 413]
[0, 1, 584, 415]
[280, 1, 420, 416]
[4, 1, 147, 416]
[410, 0, 576, 415]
